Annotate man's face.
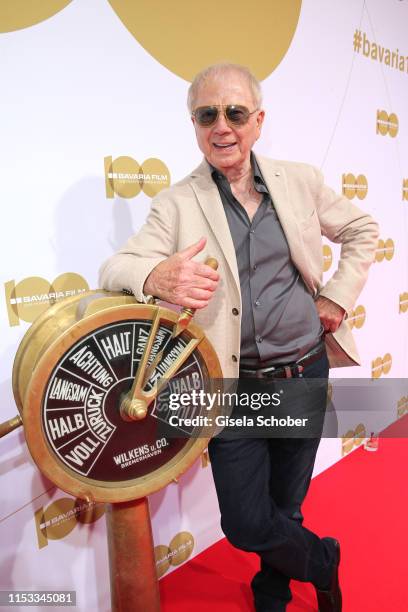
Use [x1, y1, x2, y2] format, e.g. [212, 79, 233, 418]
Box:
[191, 72, 265, 173]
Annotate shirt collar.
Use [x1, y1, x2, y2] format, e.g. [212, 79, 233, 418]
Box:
[209, 152, 269, 194]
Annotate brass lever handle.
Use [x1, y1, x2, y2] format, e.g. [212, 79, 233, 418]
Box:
[0, 414, 23, 438]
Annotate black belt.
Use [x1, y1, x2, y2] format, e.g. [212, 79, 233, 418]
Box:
[239, 340, 326, 379]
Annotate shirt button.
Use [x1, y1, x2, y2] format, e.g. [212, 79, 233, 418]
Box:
[232, 308, 239, 316]
[255, 300, 260, 307]
[232, 354, 238, 362]
[249, 229, 255, 234]
[253, 264, 257, 270]
[256, 336, 263, 343]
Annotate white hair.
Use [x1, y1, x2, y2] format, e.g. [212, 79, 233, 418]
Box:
[187, 62, 263, 113]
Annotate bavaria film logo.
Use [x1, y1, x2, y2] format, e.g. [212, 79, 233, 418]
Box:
[402, 179, 408, 201]
[154, 531, 195, 578]
[399, 292, 408, 313]
[376, 110, 398, 137]
[375, 238, 395, 263]
[348, 305, 366, 329]
[4, 273, 89, 327]
[371, 353, 392, 379]
[104, 156, 170, 199]
[341, 423, 366, 456]
[34, 497, 105, 549]
[342, 174, 368, 200]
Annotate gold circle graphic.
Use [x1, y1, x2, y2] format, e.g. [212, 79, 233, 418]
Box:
[75, 499, 105, 524]
[0, 1, 72, 33]
[354, 423, 366, 445]
[400, 292, 408, 314]
[372, 356, 382, 379]
[377, 110, 389, 136]
[51, 273, 89, 296]
[342, 430, 355, 455]
[388, 113, 399, 138]
[322, 244, 333, 272]
[168, 531, 195, 566]
[356, 175, 368, 200]
[139, 158, 171, 197]
[41, 498, 77, 541]
[349, 304, 366, 330]
[375, 238, 385, 263]
[154, 545, 171, 578]
[384, 238, 394, 261]
[382, 353, 392, 375]
[106, 156, 142, 199]
[10, 277, 52, 323]
[107, 0, 302, 81]
[343, 173, 356, 200]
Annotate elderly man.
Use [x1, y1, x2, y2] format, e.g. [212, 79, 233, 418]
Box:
[100, 63, 378, 611]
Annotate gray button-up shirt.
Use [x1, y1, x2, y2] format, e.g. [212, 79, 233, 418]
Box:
[211, 154, 323, 366]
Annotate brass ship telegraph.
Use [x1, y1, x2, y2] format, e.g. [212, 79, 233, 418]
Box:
[1, 258, 222, 612]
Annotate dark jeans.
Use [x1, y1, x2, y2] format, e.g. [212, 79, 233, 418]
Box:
[208, 349, 334, 611]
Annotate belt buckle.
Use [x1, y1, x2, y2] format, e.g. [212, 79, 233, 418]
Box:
[260, 366, 275, 379]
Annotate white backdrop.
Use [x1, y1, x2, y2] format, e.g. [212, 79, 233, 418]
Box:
[1, 0, 407, 610]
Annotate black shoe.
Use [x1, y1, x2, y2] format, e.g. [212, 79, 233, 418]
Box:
[315, 537, 342, 612]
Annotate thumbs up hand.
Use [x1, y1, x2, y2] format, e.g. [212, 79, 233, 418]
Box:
[143, 237, 220, 309]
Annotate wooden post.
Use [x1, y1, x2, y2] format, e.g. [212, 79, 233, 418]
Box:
[105, 497, 160, 612]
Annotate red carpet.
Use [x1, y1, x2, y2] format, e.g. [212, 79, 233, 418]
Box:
[160, 418, 408, 611]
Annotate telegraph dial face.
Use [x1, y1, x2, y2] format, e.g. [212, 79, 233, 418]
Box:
[23, 304, 222, 502]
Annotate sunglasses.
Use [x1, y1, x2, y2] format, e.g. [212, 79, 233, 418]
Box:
[192, 104, 259, 127]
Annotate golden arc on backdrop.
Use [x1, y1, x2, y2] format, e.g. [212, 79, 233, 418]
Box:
[0, 0, 72, 33]
[107, 0, 302, 81]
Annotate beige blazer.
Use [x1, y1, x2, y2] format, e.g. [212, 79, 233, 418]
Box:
[99, 155, 379, 377]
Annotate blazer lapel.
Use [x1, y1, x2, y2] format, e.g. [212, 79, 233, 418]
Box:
[189, 159, 240, 292]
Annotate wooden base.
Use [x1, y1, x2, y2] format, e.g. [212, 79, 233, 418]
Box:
[106, 498, 160, 612]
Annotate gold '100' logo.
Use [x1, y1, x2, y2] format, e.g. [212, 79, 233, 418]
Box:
[341, 423, 366, 456]
[104, 156, 170, 199]
[154, 531, 195, 578]
[376, 110, 398, 137]
[348, 305, 366, 329]
[375, 238, 394, 263]
[397, 396, 408, 419]
[4, 273, 89, 327]
[371, 353, 392, 379]
[399, 292, 408, 314]
[34, 497, 105, 549]
[342, 174, 368, 200]
[402, 179, 408, 201]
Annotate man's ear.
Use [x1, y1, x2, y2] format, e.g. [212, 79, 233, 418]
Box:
[256, 109, 265, 130]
